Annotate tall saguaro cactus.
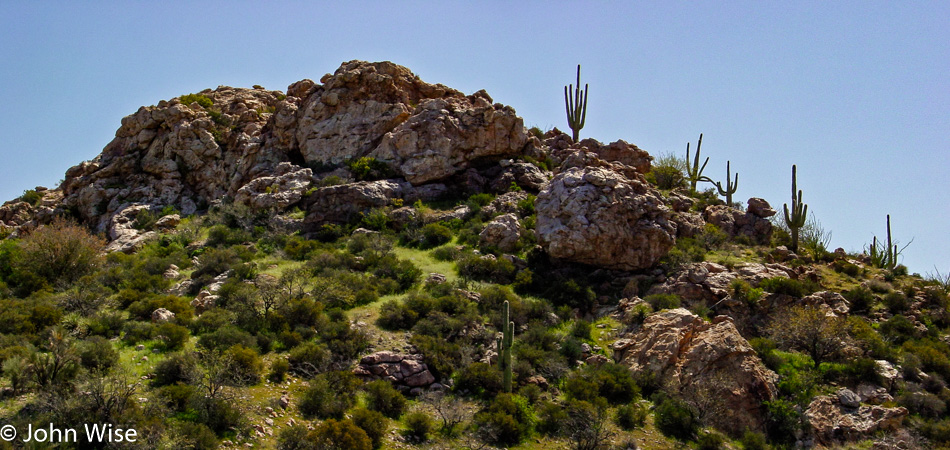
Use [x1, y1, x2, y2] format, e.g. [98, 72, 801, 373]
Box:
[783, 165, 808, 253]
[497, 300, 514, 393]
[714, 160, 739, 205]
[686, 133, 712, 192]
[564, 64, 588, 142]
[869, 215, 908, 269]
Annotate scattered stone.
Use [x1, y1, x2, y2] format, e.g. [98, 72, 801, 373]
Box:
[150, 308, 175, 323]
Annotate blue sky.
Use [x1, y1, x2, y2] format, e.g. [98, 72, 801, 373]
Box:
[1, 1, 947, 275]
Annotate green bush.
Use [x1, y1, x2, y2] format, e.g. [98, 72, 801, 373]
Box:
[473, 393, 533, 447]
[654, 395, 699, 440]
[454, 362, 503, 398]
[571, 319, 592, 339]
[731, 278, 764, 307]
[897, 390, 946, 418]
[350, 407, 387, 449]
[740, 430, 770, 450]
[832, 260, 861, 277]
[615, 402, 648, 430]
[347, 157, 392, 182]
[364, 379, 407, 419]
[311, 419, 372, 450]
[536, 400, 568, 436]
[646, 153, 687, 190]
[758, 277, 816, 298]
[76, 336, 118, 372]
[883, 291, 910, 313]
[298, 371, 360, 419]
[696, 430, 727, 450]
[152, 352, 196, 387]
[197, 325, 256, 352]
[403, 411, 434, 443]
[457, 253, 516, 284]
[764, 398, 800, 444]
[174, 421, 218, 450]
[224, 344, 263, 385]
[287, 342, 331, 378]
[180, 93, 213, 108]
[418, 223, 453, 249]
[154, 322, 190, 351]
[644, 293, 682, 310]
[269, 358, 290, 383]
[16, 218, 105, 288]
[844, 286, 875, 312]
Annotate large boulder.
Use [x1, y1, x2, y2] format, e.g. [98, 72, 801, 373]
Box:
[303, 179, 446, 226]
[805, 394, 907, 446]
[479, 213, 522, 252]
[612, 309, 778, 435]
[234, 162, 313, 210]
[536, 165, 675, 270]
[703, 197, 775, 245]
[352, 351, 437, 391]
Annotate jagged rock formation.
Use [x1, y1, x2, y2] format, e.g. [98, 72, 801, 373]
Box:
[612, 308, 778, 435]
[805, 392, 907, 446]
[703, 197, 775, 245]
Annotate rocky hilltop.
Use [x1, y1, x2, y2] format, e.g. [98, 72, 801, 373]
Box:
[0, 61, 934, 449]
[0, 60, 673, 264]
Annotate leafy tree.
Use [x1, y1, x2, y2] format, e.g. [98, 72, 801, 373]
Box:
[16, 218, 105, 289]
[767, 306, 853, 364]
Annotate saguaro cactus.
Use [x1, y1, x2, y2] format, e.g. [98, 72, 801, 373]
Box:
[869, 215, 907, 269]
[783, 165, 808, 253]
[714, 160, 739, 205]
[686, 133, 712, 192]
[564, 64, 588, 142]
[497, 300, 514, 393]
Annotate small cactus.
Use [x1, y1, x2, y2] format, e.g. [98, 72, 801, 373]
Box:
[783, 165, 808, 253]
[564, 64, 588, 142]
[714, 160, 738, 205]
[496, 300, 514, 393]
[685, 133, 712, 192]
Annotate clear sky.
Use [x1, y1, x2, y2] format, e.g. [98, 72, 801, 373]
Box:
[1, 1, 947, 275]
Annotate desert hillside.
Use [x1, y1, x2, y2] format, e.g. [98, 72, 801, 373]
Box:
[0, 61, 947, 450]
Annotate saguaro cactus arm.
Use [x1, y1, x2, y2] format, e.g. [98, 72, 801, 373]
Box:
[564, 64, 588, 142]
[498, 300, 514, 393]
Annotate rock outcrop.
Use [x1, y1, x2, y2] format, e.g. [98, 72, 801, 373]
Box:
[702, 197, 775, 245]
[805, 393, 907, 446]
[536, 164, 675, 270]
[612, 308, 778, 434]
[478, 213, 522, 252]
[353, 351, 436, 394]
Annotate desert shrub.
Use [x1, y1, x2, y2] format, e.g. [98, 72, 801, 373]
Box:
[431, 245, 461, 262]
[571, 319, 592, 340]
[758, 277, 816, 298]
[731, 278, 764, 307]
[364, 379, 407, 419]
[87, 311, 124, 338]
[287, 342, 331, 378]
[298, 371, 360, 419]
[897, 390, 946, 418]
[283, 236, 321, 260]
[128, 294, 193, 321]
[879, 315, 918, 344]
[16, 218, 105, 288]
[646, 152, 687, 190]
[311, 418, 372, 450]
[224, 345, 263, 385]
[410, 334, 462, 381]
[315, 223, 345, 242]
[653, 395, 699, 440]
[417, 223, 453, 249]
[740, 430, 770, 450]
[904, 340, 950, 381]
[661, 236, 706, 268]
[454, 362, 503, 398]
[564, 363, 639, 405]
[20, 189, 44, 206]
[536, 400, 568, 436]
[350, 407, 387, 449]
[457, 253, 516, 284]
[179, 93, 213, 107]
[832, 260, 861, 277]
[403, 411, 434, 443]
[152, 352, 196, 387]
[120, 320, 154, 346]
[269, 358, 290, 383]
[154, 322, 190, 351]
[347, 157, 392, 181]
[76, 336, 118, 372]
[276, 425, 314, 450]
[644, 293, 681, 310]
[615, 402, 648, 430]
[883, 291, 910, 313]
[696, 430, 727, 450]
[205, 224, 251, 248]
[174, 421, 218, 450]
[763, 398, 800, 443]
[844, 286, 875, 312]
[473, 393, 533, 447]
[920, 418, 950, 444]
[192, 247, 242, 279]
[197, 325, 256, 353]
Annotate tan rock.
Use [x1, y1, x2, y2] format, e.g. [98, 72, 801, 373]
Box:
[613, 308, 778, 434]
[537, 165, 675, 270]
[479, 213, 522, 252]
[805, 394, 907, 446]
